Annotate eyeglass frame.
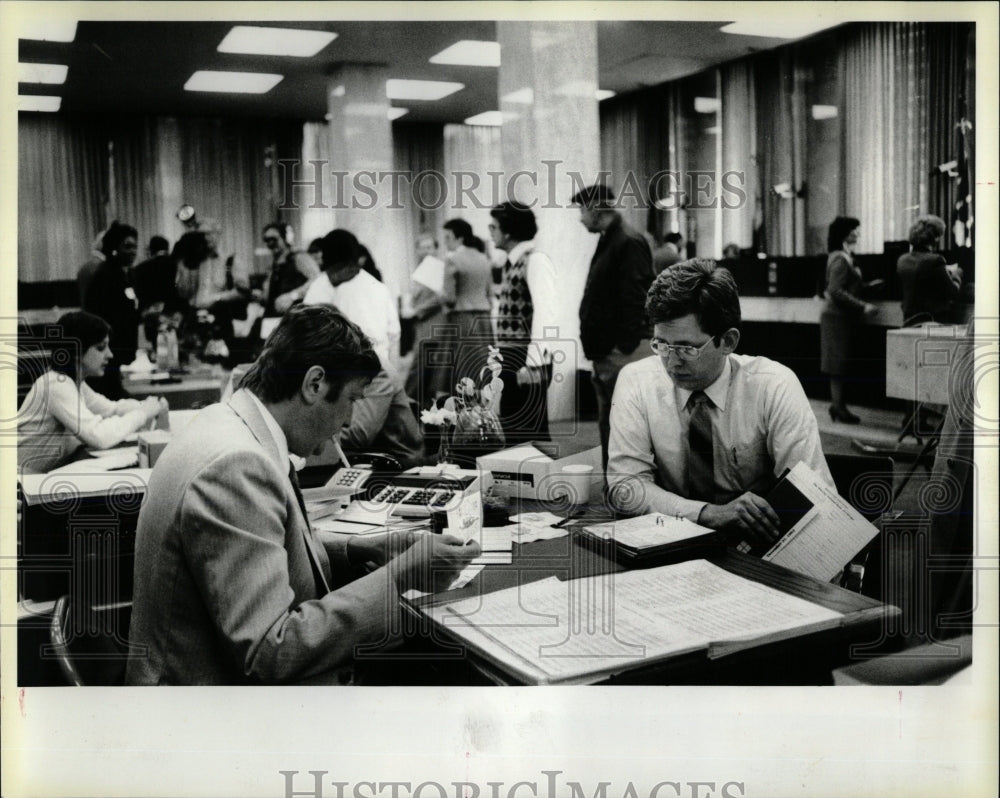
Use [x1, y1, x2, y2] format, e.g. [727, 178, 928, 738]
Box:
[649, 334, 721, 361]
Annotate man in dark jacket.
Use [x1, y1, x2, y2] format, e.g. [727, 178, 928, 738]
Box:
[573, 184, 655, 468]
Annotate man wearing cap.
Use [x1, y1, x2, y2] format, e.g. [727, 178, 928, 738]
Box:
[572, 184, 655, 469]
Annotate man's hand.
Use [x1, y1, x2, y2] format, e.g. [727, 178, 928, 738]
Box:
[274, 292, 297, 314]
[346, 528, 424, 568]
[516, 365, 545, 386]
[386, 533, 481, 593]
[698, 491, 782, 547]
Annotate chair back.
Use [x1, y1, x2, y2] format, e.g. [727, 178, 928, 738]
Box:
[48, 595, 133, 686]
[825, 453, 896, 520]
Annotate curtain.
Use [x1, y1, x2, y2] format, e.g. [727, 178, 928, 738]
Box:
[392, 121, 445, 267]
[720, 60, 757, 252]
[297, 121, 339, 248]
[442, 123, 502, 246]
[109, 116, 161, 252]
[18, 116, 109, 282]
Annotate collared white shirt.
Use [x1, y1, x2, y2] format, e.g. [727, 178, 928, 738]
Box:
[608, 353, 834, 520]
[504, 239, 558, 368]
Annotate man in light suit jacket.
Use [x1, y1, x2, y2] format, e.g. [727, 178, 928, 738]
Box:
[127, 305, 477, 685]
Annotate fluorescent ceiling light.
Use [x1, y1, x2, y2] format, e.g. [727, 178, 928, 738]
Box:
[184, 71, 283, 94]
[704, 126, 720, 135]
[429, 40, 501, 67]
[387, 107, 409, 121]
[595, 89, 616, 101]
[502, 88, 534, 105]
[811, 104, 839, 120]
[18, 63, 68, 84]
[694, 96, 720, 114]
[218, 26, 337, 57]
[720, 21, 838, 39]
[19, 95, 62, 112]
[386, 79, 463, 101]
[464, 111, 503, 127]
[20, 21, 77, 42]
[330, 84, 346, 98]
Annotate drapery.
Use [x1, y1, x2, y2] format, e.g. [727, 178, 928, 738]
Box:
[18, 116, 109, 282]
[392, 121, 446, 267]
[720, 59, 758, 253]
[442, 122, 502, 246]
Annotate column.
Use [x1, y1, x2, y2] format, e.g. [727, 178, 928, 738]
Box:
[326, 66, 410, 300]
[497, 21, 602, 423]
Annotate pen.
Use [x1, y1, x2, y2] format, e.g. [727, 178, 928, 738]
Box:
[332, 438, 351, 469]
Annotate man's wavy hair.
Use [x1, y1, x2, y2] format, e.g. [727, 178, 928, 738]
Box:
[238, 304, 380, 403]
[645, 258, 741, 338]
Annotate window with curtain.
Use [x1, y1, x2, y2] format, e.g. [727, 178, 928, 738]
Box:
[442, 123, 502, 245]
[392, 121, 445, 265]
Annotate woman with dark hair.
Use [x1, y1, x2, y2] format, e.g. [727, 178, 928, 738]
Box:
[897, 214, 964, 326]
[82, 220, 141, 398]
[441, 218, 492, 374]
[258, 222, 320, 316]
[18, 311, 166, 473]
[820, 216, 878, 423]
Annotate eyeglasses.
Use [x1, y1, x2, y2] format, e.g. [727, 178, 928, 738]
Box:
[649, 336, 719, 360]
[263, 237, 281, 245]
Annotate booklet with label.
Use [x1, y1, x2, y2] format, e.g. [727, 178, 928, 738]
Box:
[577, 513, 720, 565]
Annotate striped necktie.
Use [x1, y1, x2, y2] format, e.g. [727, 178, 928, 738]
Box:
[687, 390, 715, 503]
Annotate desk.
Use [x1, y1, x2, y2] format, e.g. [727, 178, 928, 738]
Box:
[124, 370, 225, 409]
[403, 533, 899, 685]
[885, 324, 968, 404]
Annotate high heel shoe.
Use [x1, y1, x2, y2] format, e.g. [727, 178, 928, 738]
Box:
[829, 406, 861, 424]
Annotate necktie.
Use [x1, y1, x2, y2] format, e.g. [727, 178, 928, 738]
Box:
[287, 462, 331, 594]
[687, 391, 715, 503]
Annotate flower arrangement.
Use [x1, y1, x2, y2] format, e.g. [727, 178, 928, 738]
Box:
[420, 345, 506, 466]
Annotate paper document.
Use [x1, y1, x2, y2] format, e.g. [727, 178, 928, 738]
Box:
[763, 462, 880, 582]
[411, 255, 446, 294]
[584, 514, 713, 549]
[403, 563, 485, 599]
[427, 559, 843, 684]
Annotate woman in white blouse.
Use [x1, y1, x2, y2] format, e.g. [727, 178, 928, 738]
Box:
[18, 311, 166, 473]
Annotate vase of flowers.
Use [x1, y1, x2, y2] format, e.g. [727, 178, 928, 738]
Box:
[421, 345, 506, 468]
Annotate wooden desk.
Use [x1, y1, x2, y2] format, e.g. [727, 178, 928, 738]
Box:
[124, 370, 225, 409]
[405, 537, 900, 685]
[885, 324, 968, 404]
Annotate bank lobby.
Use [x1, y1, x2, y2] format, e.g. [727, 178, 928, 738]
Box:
[9, 12, 988, 691]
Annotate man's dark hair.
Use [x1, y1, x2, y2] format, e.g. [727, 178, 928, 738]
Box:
[262, 221, 290, 243]
[100, 221, 138, 257]
[443, 218, 485, 252]
[320, 229, 360, 270]
[663, 232, 684, 246]
[827, 216, 860, 252]
[645, 258, 741, 337]
[149, 235, 169, 254]
[171, 231, 211, 270]
[51, 311, 112, 379]
[238, 304, 380, 403]
[570, 183, 617, 208]
[490, 201, 537, 243]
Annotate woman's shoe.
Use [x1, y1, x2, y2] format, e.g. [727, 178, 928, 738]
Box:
[829, 406, 861, 424]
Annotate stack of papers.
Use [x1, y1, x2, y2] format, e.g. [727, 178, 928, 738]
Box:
[501, 511, 573, 544]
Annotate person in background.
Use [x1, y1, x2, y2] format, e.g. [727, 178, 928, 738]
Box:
[489, 201, 558, 442]
[83, 221, 141, 398]
[358, 243, 384, 283]
[307, 237, 325, 269]
[572, 184, 655, 469]
[133, 235, 183, 315]
[258, 222, 320, 317]
[653, 231, 684, 274]
[303, 229, 400, 370]
[405, 233, 449, 409]
[76, 227, 108, 309]
[127, 305, 476, 685]
[721, 242, 741, 260]
[896, 214, 964, 326]
[608, 259, 833, 547]
[18, 311, 165, 473]
[441, 218, 493, 379]
[820, 216, 880, 424]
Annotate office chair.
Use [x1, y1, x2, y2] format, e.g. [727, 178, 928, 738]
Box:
[824, 453, 896, 596]
[48, 596, 133, 686]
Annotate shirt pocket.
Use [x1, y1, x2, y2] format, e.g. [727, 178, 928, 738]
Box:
[725, 438, 773, 491]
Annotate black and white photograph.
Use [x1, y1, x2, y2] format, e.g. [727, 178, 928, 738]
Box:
[2, 1, 997, 796]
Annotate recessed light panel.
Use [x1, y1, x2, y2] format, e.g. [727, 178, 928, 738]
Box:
[595, 89, 616, 101]
[218, 26, 337, 57]
[184, 71, 283, 94]
[387, 107, 409, 121]
[464, 111, 504, 127]
[694, 97, 720, 114]
[19, 95, 62, 112]
[19, 21, 77, 42]
[18, 63, 69, 85]
[811, 104, 839, 120]
[429, 40, 501, 67]
[386, 79, 464, 101]
[720, 21, 838, 40]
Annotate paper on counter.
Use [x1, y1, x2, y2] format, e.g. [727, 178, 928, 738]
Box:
[403, 563, 485, 599]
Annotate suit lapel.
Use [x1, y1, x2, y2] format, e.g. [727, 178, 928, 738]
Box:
[228, 390, 333, 594]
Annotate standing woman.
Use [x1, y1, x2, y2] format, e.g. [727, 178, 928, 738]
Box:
[820, 216, 877, 423]
[18, 311, 166, 473]
[441, 218, 493, 375]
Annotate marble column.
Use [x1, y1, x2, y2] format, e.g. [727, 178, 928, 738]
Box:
[497, 21, 602, 423]
[325, 66, 410, 303]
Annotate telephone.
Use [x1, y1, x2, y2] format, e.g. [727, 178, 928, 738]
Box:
[300, 466, 372, 503]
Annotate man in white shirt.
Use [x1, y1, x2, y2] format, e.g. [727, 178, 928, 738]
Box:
[608, 259, 834, 547]
[488, 201, 559, 442]
[302, 229, 400, 370]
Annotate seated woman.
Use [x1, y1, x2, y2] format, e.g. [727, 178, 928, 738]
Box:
[18, 311, 166, 473]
